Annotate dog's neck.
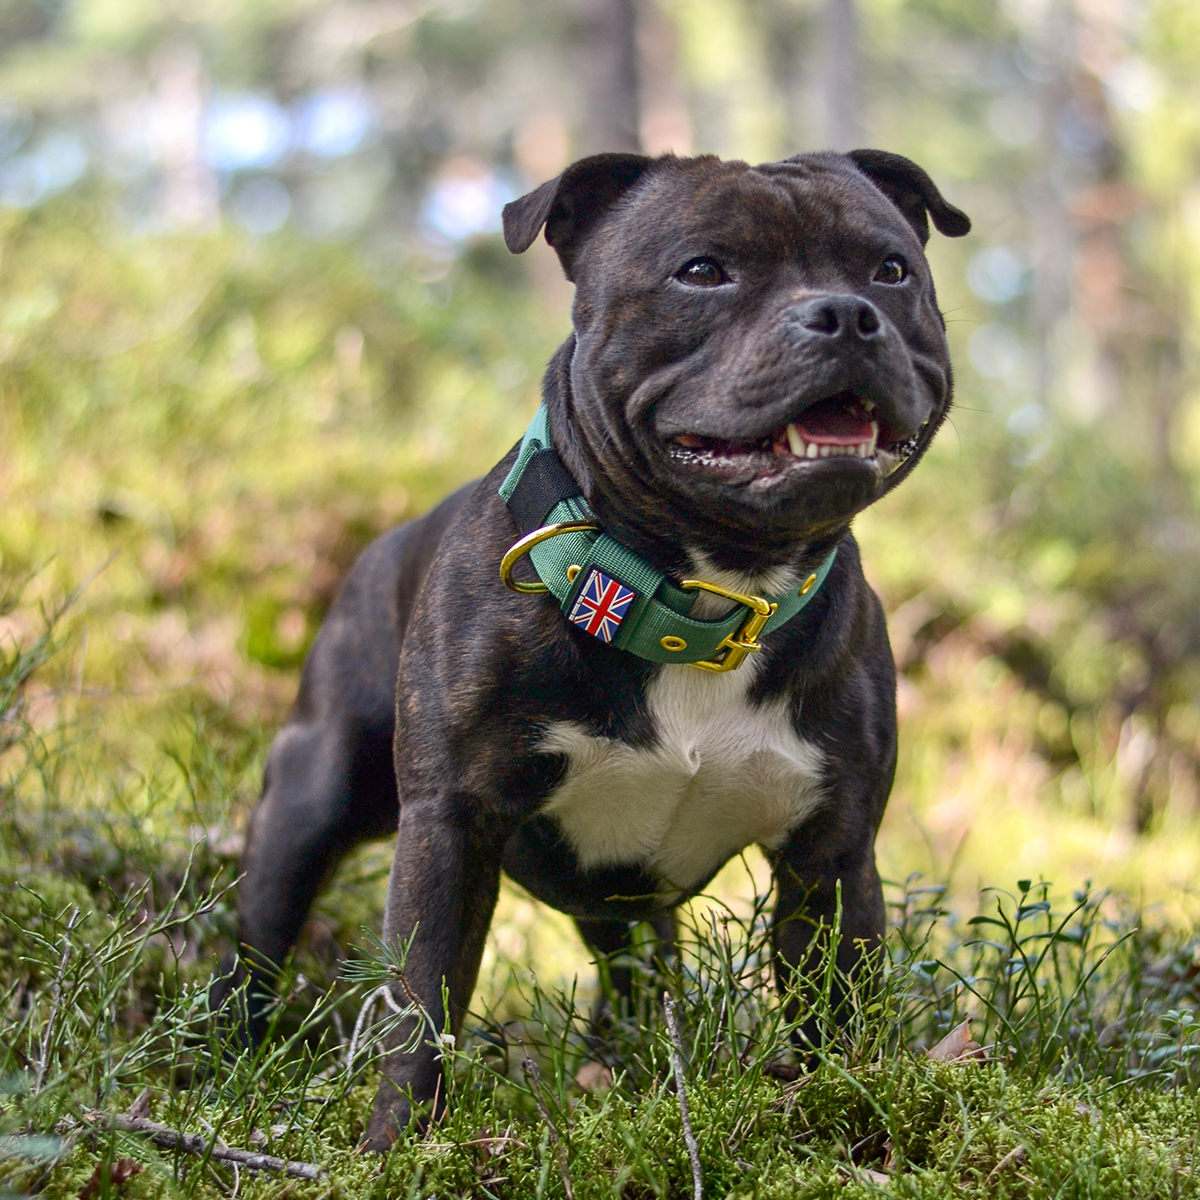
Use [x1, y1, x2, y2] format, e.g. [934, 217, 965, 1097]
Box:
[682, 552, 801, 618]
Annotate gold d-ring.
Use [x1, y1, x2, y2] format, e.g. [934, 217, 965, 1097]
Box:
[499, 521, 600, 594]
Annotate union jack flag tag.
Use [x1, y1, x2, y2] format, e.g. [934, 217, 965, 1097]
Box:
[568, 568, 636, 644]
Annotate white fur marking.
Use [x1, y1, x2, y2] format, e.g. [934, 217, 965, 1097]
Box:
[539, 661, 825, 892]
[683, 549, 801, 617]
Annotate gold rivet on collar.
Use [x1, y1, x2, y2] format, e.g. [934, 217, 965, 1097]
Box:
[799, 573, 818, 596]
[566, 565, 581, 582]
[660, 635, 688, 652]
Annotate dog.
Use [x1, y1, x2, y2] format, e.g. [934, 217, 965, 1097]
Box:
[224, 148, 969, 1149]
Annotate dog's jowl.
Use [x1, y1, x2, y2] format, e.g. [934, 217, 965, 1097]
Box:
[225, 149, 969, 1148]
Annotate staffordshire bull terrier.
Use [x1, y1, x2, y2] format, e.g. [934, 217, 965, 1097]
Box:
[225, 148, 969, 1148]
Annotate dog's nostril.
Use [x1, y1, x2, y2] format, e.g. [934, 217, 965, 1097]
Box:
[799, 303, 840, 335]
[857, 305, 881, 336]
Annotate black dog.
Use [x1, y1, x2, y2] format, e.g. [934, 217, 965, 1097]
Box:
[227, 148, 969, 1149]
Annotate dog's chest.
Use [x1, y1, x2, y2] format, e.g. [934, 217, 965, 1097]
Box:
[537, 667, 825, 891]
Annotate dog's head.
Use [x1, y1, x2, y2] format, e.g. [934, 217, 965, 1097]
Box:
[503, 151, 969, 569]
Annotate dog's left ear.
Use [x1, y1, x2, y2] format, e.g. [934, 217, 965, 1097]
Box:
[502, 152, 655, 281]
[846, 149, 971, 245]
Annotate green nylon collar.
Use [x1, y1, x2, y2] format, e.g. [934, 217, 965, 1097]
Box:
[499, 405, 837, 667]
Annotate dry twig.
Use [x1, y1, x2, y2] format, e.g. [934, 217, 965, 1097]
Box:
[34, 907, 81, 1095]
[83, 1113, 324, 1181]
[663, 992, 703, 1200]
[520, 1052, 574, 1200]
[346, 984, 409, 1069]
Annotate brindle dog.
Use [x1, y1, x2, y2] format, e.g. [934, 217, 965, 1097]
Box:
[220, 149, 969, 1148]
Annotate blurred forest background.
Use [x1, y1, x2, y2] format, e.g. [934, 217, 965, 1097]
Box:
[3, 0, 1200, 998]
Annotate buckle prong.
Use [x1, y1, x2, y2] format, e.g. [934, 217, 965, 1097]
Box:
[679, 579, 777, 673]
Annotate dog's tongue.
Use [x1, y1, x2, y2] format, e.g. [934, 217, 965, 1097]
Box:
[792, 397, 875, 446]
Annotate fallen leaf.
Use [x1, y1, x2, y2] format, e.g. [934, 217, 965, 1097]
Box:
[986, 1144, 1028, 1182]
[860, 1167, 890, 1185]
[574, 1061, 613, 1093]
[926, 1019, 987, 1063]
[78, 1158, 142, 1200]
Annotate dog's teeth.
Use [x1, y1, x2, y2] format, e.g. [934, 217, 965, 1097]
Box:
[818, 445, 832, 458]
[806, 442, 819, 459]
[786, 423, 806, 457]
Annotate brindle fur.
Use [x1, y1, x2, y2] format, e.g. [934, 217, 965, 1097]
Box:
[217, 149, 969, 1149]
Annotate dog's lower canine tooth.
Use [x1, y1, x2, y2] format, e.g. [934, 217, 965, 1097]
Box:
[786, 423, 806, 457]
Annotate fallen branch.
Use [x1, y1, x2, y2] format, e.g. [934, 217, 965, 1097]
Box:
[663, 993, 703, 1200]
[83, 1113, 324, 1181]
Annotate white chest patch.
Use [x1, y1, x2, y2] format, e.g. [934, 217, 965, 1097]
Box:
[538, 664, 826, 893]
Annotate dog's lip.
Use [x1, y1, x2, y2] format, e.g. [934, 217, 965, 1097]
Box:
[660, 392, 932, 486]
[662, 392, 920, 464]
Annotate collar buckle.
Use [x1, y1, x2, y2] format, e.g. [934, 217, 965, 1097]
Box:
[679, 579, 778, 673]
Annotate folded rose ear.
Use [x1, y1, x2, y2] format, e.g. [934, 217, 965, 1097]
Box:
[502, 152, 655, 280]
[846, 149, 971, 245]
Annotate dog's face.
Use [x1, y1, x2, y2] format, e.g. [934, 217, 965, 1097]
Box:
[504, 151, 970, 565]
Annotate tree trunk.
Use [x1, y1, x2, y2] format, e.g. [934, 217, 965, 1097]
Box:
[819, 0, 860, 151]
[572, 0, 642, 154]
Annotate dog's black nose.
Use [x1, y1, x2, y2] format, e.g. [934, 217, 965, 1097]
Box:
[791, 295, 884, 341]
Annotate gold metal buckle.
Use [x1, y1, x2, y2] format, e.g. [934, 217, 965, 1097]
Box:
[678, 579, 778, 673]
[499, 520, 600, 594]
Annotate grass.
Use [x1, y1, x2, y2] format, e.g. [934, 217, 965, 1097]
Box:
[4, 588, 1200, 1199]
[4, 200, 1200, 1197]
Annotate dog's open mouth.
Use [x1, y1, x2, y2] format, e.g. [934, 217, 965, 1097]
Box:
[666, 392, 920, 482]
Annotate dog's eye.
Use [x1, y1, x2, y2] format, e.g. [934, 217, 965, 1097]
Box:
[676, 258, 728, 288]
[873, 255, 908, 285]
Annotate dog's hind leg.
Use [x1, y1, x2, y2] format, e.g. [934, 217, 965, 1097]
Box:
[227, 712, 399, 1042]
[576, 912, 677, 1026]
[214, 485, 478, 1042]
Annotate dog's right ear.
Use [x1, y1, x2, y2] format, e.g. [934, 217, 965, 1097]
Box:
[846, 149, 971, 245]
[502, 153, 655, 281]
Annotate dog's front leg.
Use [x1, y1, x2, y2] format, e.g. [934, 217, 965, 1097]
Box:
[769, 819, 886, 1051]
[361, 801, 501, 1151]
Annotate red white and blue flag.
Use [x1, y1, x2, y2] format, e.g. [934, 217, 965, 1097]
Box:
[568, 568, 636, 644]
